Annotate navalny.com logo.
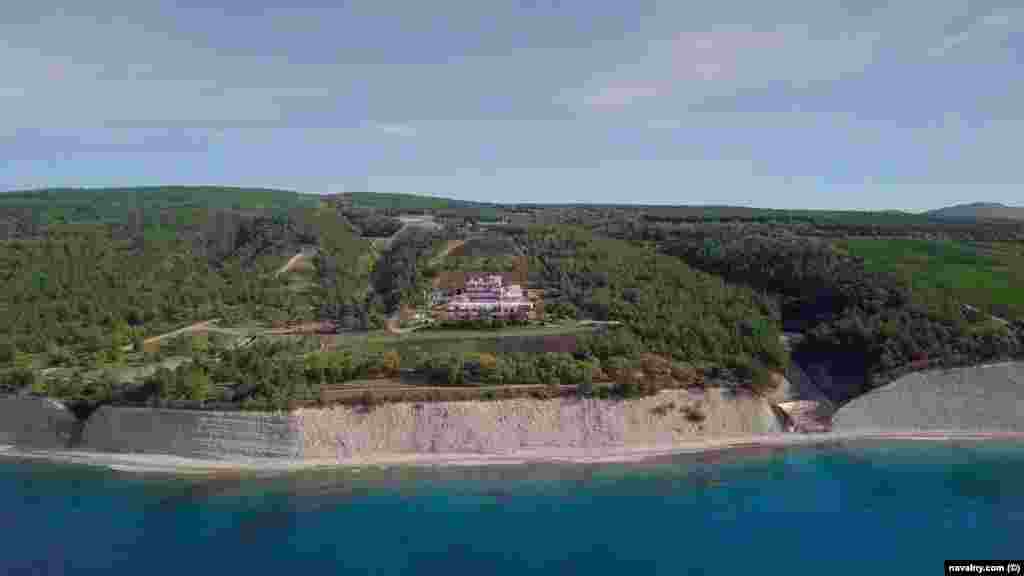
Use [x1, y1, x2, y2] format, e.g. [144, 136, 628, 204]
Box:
[946, 561, 1022, 574]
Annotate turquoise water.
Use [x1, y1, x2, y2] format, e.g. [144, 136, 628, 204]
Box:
[4, 441, 1024, 574]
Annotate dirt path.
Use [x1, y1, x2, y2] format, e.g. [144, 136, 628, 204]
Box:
[142, 320, 219, 345]
[375, 222, 410, 252]
[429, 239, 467, 289]
[274, 251, 306, 277]
[124, 320, 254, 351]
[433, 239, 465, 263]
[963, 303, 1011, 326]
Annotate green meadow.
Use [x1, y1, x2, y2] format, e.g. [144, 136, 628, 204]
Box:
[837, 238, 1024, 322]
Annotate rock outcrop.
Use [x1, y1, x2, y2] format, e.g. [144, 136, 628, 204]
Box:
[80, 406, 302, 459]
[0, 396, 79, 449]
[767, 363, 835, 433]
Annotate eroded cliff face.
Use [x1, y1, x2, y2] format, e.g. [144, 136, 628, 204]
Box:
[0, 396, 79, 449]
[79, 406, 302, 459]
[296, 389, 783, 460]
[6, 389, 783, 461]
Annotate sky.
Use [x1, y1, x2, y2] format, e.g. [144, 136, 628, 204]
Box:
[1, 0, 1022, 210]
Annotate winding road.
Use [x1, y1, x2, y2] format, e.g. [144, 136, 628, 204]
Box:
[274, 245, 318, 277]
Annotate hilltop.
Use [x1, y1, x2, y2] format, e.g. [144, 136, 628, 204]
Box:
[926, 202, 1024, 221]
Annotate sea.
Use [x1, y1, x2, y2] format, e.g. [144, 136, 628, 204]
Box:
[3, 440, 1023, 575]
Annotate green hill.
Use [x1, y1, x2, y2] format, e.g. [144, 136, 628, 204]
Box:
[341, 191, 495, 211]
[340, 192, 502, 221]
[0, 187, 372, 358]
[0, 186, 319, 233]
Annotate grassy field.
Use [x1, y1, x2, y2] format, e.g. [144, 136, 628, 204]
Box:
[332, 322, 597, 358]
[836, 238, 1024, 321]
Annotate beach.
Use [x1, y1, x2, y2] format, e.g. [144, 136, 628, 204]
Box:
[3, 362, 1022, 475]
[5, 429, 1024, 475]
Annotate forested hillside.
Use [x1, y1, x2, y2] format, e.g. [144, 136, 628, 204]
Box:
[0, 187, 369, 360]
[661, 230, 1024, 395]
[3, 187, 1022, 412]
[0, 186, 317, 239]
[371, 226, 452, 313]
[578, 208, 1024, 244]
[342, 191, 495, 212]
[340, 192, 503, 222]
[519, 226, 787, 385]
[308, 208, 380, 330]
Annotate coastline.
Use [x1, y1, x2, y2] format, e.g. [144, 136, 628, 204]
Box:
[4, 430, 1024, 475]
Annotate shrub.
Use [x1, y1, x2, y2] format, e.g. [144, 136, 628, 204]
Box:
[650, 402, 676, 417]
[669, 361, 698, 385]
[0, 339, 16, 364]
[382, 350, 401, 377]
[747, 360, 777, 395]
[681, 403, 706, 423]
[0, 368, 35, 392]
[358, 390, 378, 410]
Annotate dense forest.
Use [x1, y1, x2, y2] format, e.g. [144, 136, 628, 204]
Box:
[340, 208, 403, 238]
[660, 230, 1023, 397]
[339, 192, 503, 221]
[517, 226, 786, 386]
[0, 188, 364, 359]
[371, 226, 452, 312]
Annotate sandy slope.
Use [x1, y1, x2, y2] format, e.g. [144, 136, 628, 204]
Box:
[297, 388, 781, 459]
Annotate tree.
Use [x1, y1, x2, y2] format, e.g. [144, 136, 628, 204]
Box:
[475, 352, 497, 372]
[382, 350, 401, 377]
[446, 354, 465, 385]
[578, 361, 595, 396]
[0, 339, 15, 364]
[184, 367, 213, 402]
[0, 368, 35, 392]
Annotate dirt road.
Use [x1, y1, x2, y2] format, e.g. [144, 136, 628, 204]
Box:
[432, 239, 465, 263]
[963, 303, 1011, 326]
[121, 320, 254, 351]
[275, 246, 318, 277]
[275, 252, 305, 277]
[139, 320, 218, 347]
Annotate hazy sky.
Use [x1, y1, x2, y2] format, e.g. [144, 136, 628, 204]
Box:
[2, 1, 1021, 209]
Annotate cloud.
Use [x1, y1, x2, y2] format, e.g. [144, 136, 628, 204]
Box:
[369, 123, 417, 137]
[584, 83, 666, 108]
[928, 8, 1018, 57]
[0, 128, 213, 161]
[668, 29, 789, 82]
[568, 24, 879, 114]
[0, 7, 340, 131]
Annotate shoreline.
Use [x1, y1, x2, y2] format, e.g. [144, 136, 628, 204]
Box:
[4, 430, 1024, 475]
